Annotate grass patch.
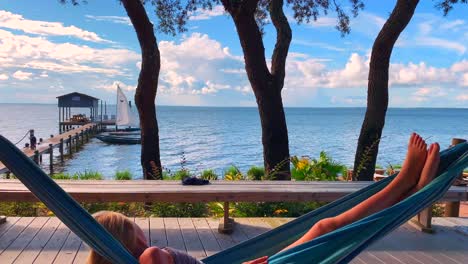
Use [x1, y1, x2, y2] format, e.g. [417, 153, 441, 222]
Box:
[115, 170, 133, 180]
[247, 166, 265, 180]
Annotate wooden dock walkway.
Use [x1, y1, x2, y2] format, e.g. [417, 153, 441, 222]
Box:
[0, 123, 99, 174]
[0, 217, 466, 263]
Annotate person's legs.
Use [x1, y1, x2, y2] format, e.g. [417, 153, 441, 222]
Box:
[282, 133, 430, 251]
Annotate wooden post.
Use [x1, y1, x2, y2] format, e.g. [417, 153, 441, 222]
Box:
[59, 138, 64, 163]
[33, 150, 40, 164]
[218, 202, 234, 234]
[85, 128, 89, 142]
[75, 133, 79, 152]
[444, 138, 466, 217]
[49, 144, 54, 175]
[68, 135, 73, 156]
[0, 216, 5, 225]
[80, 130, 84, 145]
[5, 171, 10, 179]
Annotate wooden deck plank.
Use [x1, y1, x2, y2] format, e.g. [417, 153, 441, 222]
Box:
[0, 217, 465, 263]
[53, 231, 82, 264]
[0, 217, 34, 254]
[0, 217, 48, 263]
[135, 217, 150, 245]
[33, 222, 71, 264]
[14, 217, 61, 264]
[205, 218, 236, 250]
[0, 217, 20, 238]
[191, 218, 221, 257]
[149, 217, 167, 248]
[72, 242, 89, 264]
[177, 218, 206, 259]
[163, 217, 186, 252]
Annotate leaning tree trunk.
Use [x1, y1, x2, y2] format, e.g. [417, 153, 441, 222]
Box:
[122, 0, 163, 179]
[353, 0, 419, 180]
[223, 0, 291, 179]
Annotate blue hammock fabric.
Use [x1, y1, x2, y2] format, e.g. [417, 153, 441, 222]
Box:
[0, 134, 466, 264]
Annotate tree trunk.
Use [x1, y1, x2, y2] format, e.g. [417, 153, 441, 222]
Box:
[353, 0, 419, 180]
[223, 0, 291, 179]
[122, 0, 163, 179]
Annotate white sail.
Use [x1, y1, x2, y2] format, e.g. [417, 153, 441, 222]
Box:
[116, 85, 139, 127]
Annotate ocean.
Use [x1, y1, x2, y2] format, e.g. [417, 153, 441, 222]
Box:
[0, 104, 467, 179]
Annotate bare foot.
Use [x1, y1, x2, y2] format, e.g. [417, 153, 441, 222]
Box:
[415, 143, 440, 191]
[393, 133, 428, 192]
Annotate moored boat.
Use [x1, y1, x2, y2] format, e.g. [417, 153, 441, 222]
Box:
[97, 85, 141, 144]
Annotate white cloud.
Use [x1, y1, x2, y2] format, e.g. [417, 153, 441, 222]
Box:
[292, 39, 345, 52]
[416, 37, 466, 54]
[0, 10, 108, 42]
[98, 81, 135, 92]
[190, 5, 225, 20]
[157, 33, 244, 96]
[12, 70, 33, 80]
[0, 29, 139, 75]
[0, 74, 8, 80]
[456, 94, 468, 101]
[85, 15, 132, 26]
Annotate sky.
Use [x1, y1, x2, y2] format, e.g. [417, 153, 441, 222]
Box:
[0, 0, 467, 107]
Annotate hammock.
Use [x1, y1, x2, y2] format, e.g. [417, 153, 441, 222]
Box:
[0, 135, 466, 264]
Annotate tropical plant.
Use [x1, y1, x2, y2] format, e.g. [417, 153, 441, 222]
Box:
[200, 169, 218, 180]
[172, 169, 191, 180]
[224, 165, 244, 181]
[247, 166, 265, 180]
[115, 170, 133, 180]
[52, 172, 72, 180]
[291, 152, 346, 181]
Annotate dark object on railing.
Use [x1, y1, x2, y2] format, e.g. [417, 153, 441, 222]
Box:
[182, 176, 210, 186]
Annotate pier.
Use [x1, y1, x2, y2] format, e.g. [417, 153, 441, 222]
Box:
[0, 123, 100, 175]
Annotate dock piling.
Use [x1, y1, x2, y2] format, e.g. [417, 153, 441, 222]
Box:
[68, 135, 73, 156]
[75, 133, 79, 152]
[59, 138, 64, 163]
[49, 144, 54, 175]
[80, 131, 84, 145]
[33, 150, 39, 164]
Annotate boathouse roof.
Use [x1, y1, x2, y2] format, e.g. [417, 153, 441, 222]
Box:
[57, 92, 99, 108]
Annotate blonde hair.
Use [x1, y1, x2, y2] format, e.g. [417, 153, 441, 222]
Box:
[86, 211, 138, 264]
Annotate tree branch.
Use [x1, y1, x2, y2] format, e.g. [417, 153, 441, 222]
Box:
[270, 0, 292, 89]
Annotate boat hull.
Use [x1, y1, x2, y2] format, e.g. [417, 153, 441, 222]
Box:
[96, 134, 141, 144]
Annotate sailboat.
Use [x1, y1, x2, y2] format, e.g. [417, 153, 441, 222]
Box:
[96, 85, 141, 144]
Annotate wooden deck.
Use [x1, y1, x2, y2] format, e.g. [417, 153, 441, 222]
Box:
[0, 217, 466, 263]
[0, 123, 97, 174]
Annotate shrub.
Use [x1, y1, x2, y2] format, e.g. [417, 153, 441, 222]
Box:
[172, 169, 191, 180]
[232, 202, 324, 217]
[247, 166, 265, 180]
[72, 170, 103, 180]
[52, 172, 71, 180]
[224, 165, 244, 180]
[115, 170, 133, 180]
[200, 169, 218, 180]
[291, 152, 346, 181]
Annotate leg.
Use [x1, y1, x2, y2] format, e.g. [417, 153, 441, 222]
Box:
[283, 133, 428, 251]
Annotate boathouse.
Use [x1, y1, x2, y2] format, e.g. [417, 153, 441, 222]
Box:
[57, 92, 100, 133]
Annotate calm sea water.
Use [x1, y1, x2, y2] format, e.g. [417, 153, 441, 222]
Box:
[0, 104, 467, 179]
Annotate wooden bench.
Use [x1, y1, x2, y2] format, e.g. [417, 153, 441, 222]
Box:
[1, 180, 466, 233]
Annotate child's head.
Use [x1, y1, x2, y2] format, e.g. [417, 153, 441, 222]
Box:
[86, 211, 148, 264]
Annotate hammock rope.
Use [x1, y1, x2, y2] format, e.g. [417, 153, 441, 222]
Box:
[0, 134, 466, 264]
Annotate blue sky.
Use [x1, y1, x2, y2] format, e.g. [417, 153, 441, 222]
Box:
[0, 0, 467, 107]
